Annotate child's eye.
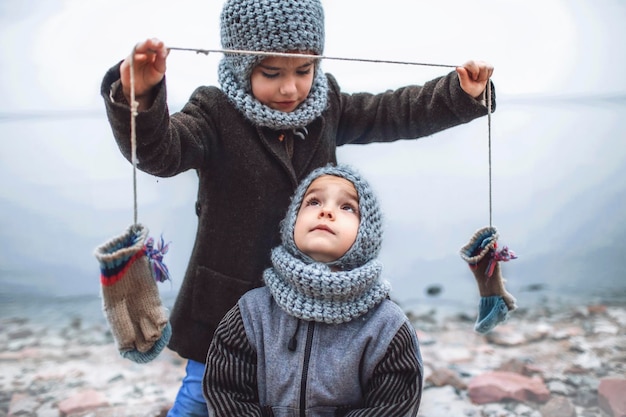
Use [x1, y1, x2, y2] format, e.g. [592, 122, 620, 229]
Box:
[341, 204, 356, 213]
[296, 68, 312, 76]
[262, 71, 280, 79]
[304, 197, 321, 207]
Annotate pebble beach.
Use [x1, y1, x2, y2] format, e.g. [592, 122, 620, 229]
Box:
[1, 294, 625, 417]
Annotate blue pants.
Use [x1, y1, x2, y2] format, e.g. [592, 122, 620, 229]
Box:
[167, 359, 209, 417]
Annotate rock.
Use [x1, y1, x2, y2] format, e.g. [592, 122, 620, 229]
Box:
[587, 305, 607, 315]
[497, 358, 542, 377]
[592, 318, 619, 335]
[539, 396, 576, 417]
[419, 385, 480, 416]
[607, 307, 626, 327]
[547, 380, 573, 396]
[425, 284, 442, 297]
[425, 367, 467, 390]
[572, 352, 602, 371]
[551, 326, 583, 340]
[485, 325, 527, 346]
[415, 329, 435, 346]
[431, 346, 474, 363]
[598, 378, 626, 417]
[57, 389, 109, 415]
[8, 392, 39, 416]
[468, 371, 550, 405]
[35, 401, 61, 417]
[7, 329, 34, 340]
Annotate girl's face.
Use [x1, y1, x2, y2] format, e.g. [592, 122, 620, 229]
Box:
[293, 175, 360, 264]
[250, 55, 316, 113]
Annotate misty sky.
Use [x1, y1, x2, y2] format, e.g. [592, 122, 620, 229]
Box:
[1, 0, 625, 304]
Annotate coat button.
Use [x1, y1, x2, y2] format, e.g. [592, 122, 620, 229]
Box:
[195, 201, 201, 216]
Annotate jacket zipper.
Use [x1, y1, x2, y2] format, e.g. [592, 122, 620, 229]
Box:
[299, 321, 315, 417]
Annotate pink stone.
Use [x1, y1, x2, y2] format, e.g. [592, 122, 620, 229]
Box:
[57, 389, 109, 415]
[468, 371, 550, 405]
[599, 378, 626, 417]
[539, 396, 576, 417]
[426, 367, 467, 390]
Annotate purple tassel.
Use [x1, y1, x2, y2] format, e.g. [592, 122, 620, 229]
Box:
[485, 245, 517, 278]
[145, 235, 171, 283]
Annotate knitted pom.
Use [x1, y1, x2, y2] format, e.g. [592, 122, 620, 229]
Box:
[145, 235, 172, 283]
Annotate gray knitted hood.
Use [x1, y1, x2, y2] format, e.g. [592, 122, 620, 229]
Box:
[264, 164, 391, 323]
[218, 0, 328, 130]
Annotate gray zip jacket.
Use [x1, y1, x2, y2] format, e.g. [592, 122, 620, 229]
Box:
[204, 287, 423, 416]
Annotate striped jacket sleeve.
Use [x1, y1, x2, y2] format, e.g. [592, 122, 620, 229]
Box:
[203, 304, 265, 417]
[344, 322, 423, 417]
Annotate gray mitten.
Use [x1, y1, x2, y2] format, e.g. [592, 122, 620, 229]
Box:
[460, 226, 517, 333]
[94, 224, 171, 363]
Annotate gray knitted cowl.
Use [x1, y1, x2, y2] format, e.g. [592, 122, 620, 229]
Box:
[218, 0, 329, 130]
[263, 165, 391, 324]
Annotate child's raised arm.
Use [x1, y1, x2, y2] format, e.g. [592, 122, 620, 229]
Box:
[456, 60, 494, 99]
[119, 38, 169, 111]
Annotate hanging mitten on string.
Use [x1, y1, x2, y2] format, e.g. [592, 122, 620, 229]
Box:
[94, 223, 171, 363]
[460, 226, 517, 334]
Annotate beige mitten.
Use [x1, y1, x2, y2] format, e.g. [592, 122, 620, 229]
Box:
[94, 224, 171, 363]
[460, 226, 517, 333]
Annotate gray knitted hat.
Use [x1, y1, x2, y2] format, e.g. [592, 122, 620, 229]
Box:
[281, 164, 384, 271]
[218, 0, 328, 130]
[264, 164, 390, 323]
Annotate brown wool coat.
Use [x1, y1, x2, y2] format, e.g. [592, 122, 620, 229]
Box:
[101, 63, 494, 363]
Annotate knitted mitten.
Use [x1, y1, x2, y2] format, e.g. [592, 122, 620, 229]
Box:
[94, 224, 171, 363]
[460, 226, 517, 333]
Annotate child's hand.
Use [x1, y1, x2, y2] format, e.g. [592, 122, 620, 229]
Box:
[456, 60, 494, 99]
[120, 38, 169, 109]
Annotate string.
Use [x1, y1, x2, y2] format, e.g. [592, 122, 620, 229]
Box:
[129, 46, 139, 226]
[167, 47, 459, 69]
[128, 46, 492, 227]
[487, 79, 493, 228]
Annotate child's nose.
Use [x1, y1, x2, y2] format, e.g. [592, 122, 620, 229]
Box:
[318, 208, 334, 219]
[279, 77, 297, 95]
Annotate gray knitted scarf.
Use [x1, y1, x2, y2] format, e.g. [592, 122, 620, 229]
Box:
[218, 63, 328, 130]
[264, 246, 390, 324]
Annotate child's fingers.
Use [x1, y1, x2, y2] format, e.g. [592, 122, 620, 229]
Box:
[459, 60, 479, 81]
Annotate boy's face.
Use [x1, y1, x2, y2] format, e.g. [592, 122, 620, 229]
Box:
[293, 175, 360, 264]
[250, 55, 316, 113]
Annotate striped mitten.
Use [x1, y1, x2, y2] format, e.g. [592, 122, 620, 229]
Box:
[94, 224, 171, 363]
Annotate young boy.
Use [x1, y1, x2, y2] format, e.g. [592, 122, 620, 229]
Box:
[100, 0, 492, 413]
[204, 164, 423, 416]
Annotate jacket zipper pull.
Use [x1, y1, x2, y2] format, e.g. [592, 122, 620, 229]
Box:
[288, 319, 301, 351]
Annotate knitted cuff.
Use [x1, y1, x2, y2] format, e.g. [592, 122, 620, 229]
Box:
[121, 321, 172, 364]
[474, 296, 509, 334]
[95, 224, 147, 285]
